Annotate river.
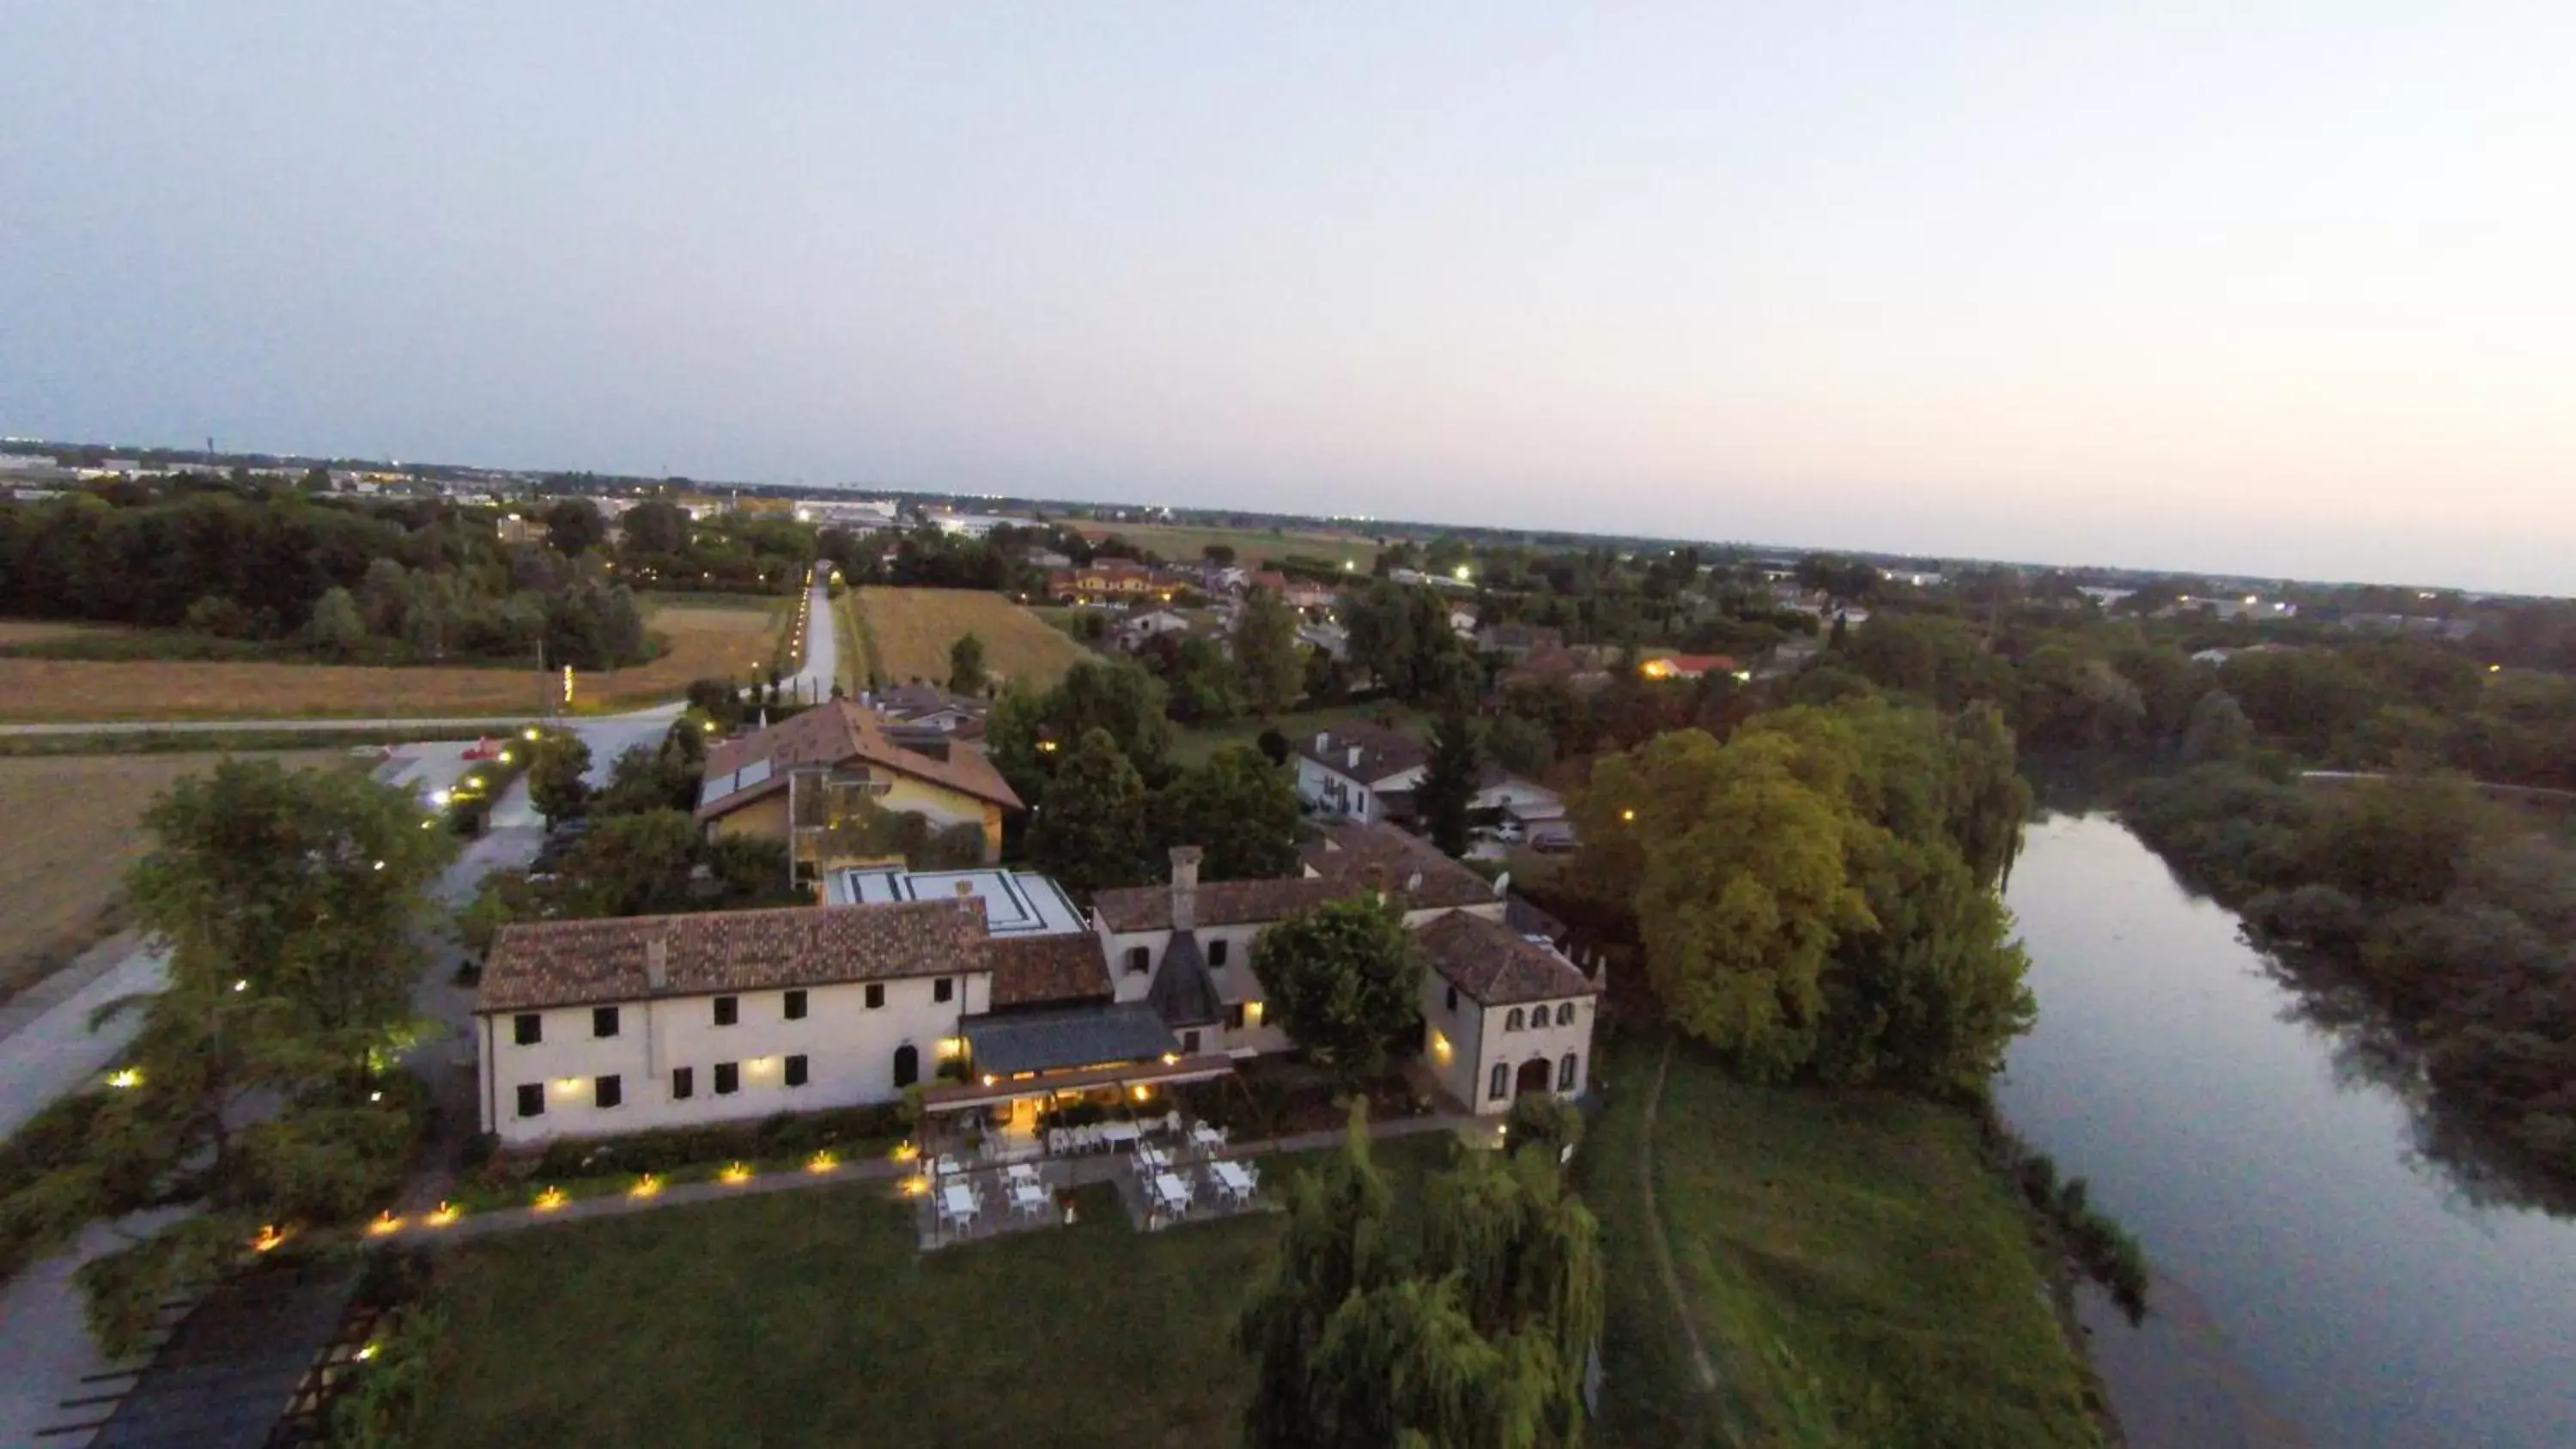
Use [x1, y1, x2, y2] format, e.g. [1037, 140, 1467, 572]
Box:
[1996, 813, 2576, 1449]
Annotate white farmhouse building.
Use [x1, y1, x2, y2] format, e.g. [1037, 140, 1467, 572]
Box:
[1291, 722, 1428, 825]
[1415, 912, 1600, 1112]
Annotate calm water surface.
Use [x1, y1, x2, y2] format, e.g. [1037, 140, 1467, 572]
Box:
[1997, 813, 2576, 1449]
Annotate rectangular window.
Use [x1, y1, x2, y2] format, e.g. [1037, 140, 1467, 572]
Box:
[1180, 1029, 1201, 1055]
[714, 1062, 740, 1095]
[595, 1074, 623, 1109]
[592, 1005, 619, 1039]
[1125, 946, 1150, 975]
[785, 1053, 809, 1088]
[784, 989, 808, 1021]
[1488, 1064, 1510, 1101]
[513, 1013, 542, 1046]
[1226, 1003, 1246, 1032]
[515, 1083, 544, 1118]
[1444, 985, 1458, 1014]
[714, 995, 739, 1027]
[671, 1066, 695, 1100]
[1208, 938, 1230, 967]
[933, 977, 953, 1003]
[865, 982, 885, 1009]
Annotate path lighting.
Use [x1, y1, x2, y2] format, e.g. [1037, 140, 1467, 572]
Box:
[355, 1344, 380, 1362]
[720, 1162, 753, 1185]
[497, 749, 513, 764]
[1454, 565, 1472, 581]
[1620, 808, 1637, 822]
[891, 1141, 920, 1162]
[630, 1174, 663, 1199]
[368, 1212, 402, 1237]
[233, 979, 249, 992]
[106, 1067, 143, 1089]
[1131, 1084, 1151, 1101]
[252, 1224, 286, 1252]
[533, 1185, 568, 1212]
[524, 727, 541, 741]
[901, 1173, 931, 1197]
[426, 1202, 459, 1228]
[807, 1150, 839, 1174]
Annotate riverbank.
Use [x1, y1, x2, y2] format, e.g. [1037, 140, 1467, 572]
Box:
[1580, 1034, 2111, 1447]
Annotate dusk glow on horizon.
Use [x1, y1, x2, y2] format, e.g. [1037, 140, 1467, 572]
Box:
[3, 5, 2570, 592]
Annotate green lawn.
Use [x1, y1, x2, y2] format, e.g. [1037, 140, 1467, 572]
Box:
[1578, 1036, 2105, 1449]
[412, 1138, 1460, 1449]
[1171, 703, 1419, 767]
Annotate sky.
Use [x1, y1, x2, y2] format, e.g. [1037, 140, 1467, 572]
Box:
[3, 5, 2572, 594]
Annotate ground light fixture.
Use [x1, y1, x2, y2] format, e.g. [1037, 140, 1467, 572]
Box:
[106, 1067, 143, 1089]
[629, 1174, 662, 1199]
[368, 1211, 402, 1236]
[533, 1185, 568, 1212]
[720, 1162, 753, 1185]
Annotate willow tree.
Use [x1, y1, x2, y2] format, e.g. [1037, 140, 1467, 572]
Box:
[0, 759, 454, 1354]
[1240, 1113, 1605, 1448]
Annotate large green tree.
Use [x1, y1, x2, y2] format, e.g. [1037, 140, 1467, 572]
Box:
[987, 657, 1177, 803]
[1026, 727, 1157, 894]
[1417, 712, 1481, 858]
[1235, 585, 1305, 716]
[525, 728, 593, 824]
[1249, 895, 1422, 1088]
[948, 631, 988, 694]
[1157, 745, 1301, 882]
[1240, 1114, 1603, 1448]
[0, 761, 453, 1354]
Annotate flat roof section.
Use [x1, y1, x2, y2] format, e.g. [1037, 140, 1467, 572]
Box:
[824, 867, 1085, 936]
[963, 1001, 1179, 1076]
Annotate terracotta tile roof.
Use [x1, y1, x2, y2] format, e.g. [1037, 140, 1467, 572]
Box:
[696, 698, 1022, 821]
[1091, 822, 1498, 931]
[983, 934, 1113, 1010]
[475, 898, 988, 1013]
[1413, 909, 1599, 1007]
[1291, 719, 1427, 784]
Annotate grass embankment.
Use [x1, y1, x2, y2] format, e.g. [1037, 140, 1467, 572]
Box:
[832, 588, 869, 694]
[856, 586, 1084, 692]
[0, 751, 348, 1001]
[0, 600, 785, 722]
[1582, 1036, 2105, 1448]
[411, 1138, 1455, 1449]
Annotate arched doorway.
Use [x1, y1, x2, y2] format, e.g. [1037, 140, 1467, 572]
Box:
[892, 1043, 920, 1089]
[1515, 1058, 1553, 1097]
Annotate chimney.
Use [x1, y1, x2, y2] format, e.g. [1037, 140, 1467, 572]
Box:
[1314, 731, 1330, 754]
[1169, 846, 1203, 931]
[645, 935, 669, 991]
[1346, 745, 1364, 769]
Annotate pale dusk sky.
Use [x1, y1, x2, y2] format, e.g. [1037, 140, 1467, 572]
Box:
[3, 5, 2570, 592]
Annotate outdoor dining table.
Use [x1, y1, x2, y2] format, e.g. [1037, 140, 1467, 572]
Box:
[1134, 1143, 1168, 1172]
[1188, 1125, 1225, 1154]
[940, 1185, 978, 1225]
[1006, 1162, 1042, 1185]
[1010, 1181, 1048, 1216]
[1212, 1161, 1256, 1202]
[1099, 1121, 1141, 1148]
[1152, 1173, 1192, 1214]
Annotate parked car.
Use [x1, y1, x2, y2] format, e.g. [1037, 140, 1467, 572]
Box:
[1529, 825, 1577, 855]
[462, 737, 507, 761]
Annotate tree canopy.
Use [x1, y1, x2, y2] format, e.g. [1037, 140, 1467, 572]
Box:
[1249, 895, 1423, 1088]
[1157, 745, 1301, 882]
[1417, 712, 1480, 858]
[1235, 585, 1305, 717]
[1026, 727, 1156, 895]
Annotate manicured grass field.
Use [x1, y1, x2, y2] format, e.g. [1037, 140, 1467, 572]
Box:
[0, 600, 783, 721]
[413, 1139, 1458, 1449]
[1579, 1036, 2105, 1448]
[0, 751, 345, 999]
[1089, 523, 1376, 573]
[856, 586, 1085, 691]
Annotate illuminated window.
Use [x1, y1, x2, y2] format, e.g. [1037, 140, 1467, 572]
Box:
[1487, 1064, 1509, 1101]
[515, 1083, 544, 1118]
[785, 1054, 809, 1088]
[784, 990, 807, 1021]
[714, 1062, 740, 1095]
[513, 1013, 542, 1046]
[672, 1067, 695, 1100]
[595, 1075, 623, 1109]
[714, 996, 739, 1027]
[592, 1006, 620, 1039]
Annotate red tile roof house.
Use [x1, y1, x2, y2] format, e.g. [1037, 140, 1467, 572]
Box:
[695, 698, 1024, 869]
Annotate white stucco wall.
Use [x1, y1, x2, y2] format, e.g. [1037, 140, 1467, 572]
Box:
[1421, 976, 1595, 1117]
[479, 969, 990, 1143]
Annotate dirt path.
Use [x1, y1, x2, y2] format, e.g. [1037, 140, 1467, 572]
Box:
[1641, 1035, 1719, 1391]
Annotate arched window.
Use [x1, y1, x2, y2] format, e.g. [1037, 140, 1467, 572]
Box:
[1505, 1008, 1525, 1032]
[1558, 1052, 1580, 1093]
[1556, 1002, 1576, 1028]
[891, 1043, 920, 1089]
[1487, 1063, 1510, 1101]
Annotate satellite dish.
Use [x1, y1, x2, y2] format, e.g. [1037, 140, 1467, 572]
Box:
[1492, 871, 1510, 898]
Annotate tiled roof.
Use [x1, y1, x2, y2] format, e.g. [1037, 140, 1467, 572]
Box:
[962, 1002, 1179, 1076]
[476, 898, 988, 1013]
[1148, 930, 1223, 1028]
[1092, 822, 1498, 931]
[696, 698, 1022, 820]
[984, 934, 1113, 1010]
[1413, 910, 1598, 1007]
[1291, 719, 1427, 784]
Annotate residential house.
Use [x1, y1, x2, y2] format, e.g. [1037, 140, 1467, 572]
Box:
[1048, 558, 1181, 603]
[1475, 622, 1563, 660]
[696, 698, 1024, 867]
[1282, 580, 1341, 612]
[1115, 609, 1194, 652]
[869, 682, 987, 736]
[1415, 912, 1601, 1113]
[1291, 721, 1429, 825]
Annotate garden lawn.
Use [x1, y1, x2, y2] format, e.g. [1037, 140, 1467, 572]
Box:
[1579, 1036, 2105, 1449]
[413, 1137, 1460, 1449]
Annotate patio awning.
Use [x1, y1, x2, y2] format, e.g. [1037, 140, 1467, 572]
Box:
[961, 1001, 1179, 1076]
[920, 1052, 1237, 1113]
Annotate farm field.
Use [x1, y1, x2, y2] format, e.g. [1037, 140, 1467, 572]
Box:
[0, 601, 783, 722]
[0, 620, 119, 646]
[856, 587, 1085, 691]
[1089, 522, 1376, 573]
[0, 750, 346, 999]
